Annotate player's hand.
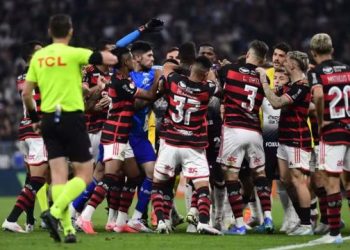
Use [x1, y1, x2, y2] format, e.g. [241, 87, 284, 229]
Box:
[256, 67, 268, 84]
[95, 95, 111, 111]
[139, 18, 164, 33]
[32, 122, 42, 135]
[97, 76, 108, 90]
[99, 95, 111, 108]
[218, 59, 231, 67]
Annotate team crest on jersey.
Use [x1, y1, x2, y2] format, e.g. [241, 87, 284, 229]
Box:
[178, 81, 187, 88]
[239, 67, 250, 74]
[322, 66, 333, 74]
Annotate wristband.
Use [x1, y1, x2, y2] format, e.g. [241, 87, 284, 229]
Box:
[28, 110, 40, 123]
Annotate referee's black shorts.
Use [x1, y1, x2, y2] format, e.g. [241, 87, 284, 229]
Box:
[41, 111, 92, 162]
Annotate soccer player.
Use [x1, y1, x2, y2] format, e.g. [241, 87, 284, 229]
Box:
[257, 51, 313, 236]
[262, 42, 300, 232]
[2, 41, 48, 233]
[77, 47, 159, 234]
[308, 33, 349, 244]
[151, 56, 222, 235]
[198, 43, 225, 230]
[166, 46, 180, 64]
[113, 41, 161, 233]
[69, 39, 114, 223]
[22, 14, 118, 243]
[198, 43, 217, 65]
[218, 40, 274, 235]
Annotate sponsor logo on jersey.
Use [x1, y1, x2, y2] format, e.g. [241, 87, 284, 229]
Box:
[322, 66, 333, 74]
[239, 67, 250, 74]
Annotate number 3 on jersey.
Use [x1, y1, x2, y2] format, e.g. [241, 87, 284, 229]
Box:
[241, 85, 258, 112]
[172, 95, 200, 125]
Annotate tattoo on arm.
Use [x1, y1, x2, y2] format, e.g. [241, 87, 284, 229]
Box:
[262, 83, 291, 109]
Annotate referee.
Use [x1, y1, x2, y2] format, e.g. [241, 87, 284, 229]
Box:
[22, 14, 117, 243]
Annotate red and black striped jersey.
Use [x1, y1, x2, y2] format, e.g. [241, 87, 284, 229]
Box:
[221, 63, 264, 133]
[278, 80, 312, 150]
[83, 65, 112, 133]
[16, 69, 41, 140]
[100, 72, 138, 144]
[308, 60, 350, 145]
[161, 72, 217, 148]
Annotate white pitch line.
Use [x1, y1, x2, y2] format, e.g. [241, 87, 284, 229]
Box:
[261, 236, 350, 250]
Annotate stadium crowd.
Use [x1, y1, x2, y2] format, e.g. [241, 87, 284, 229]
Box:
[0, 0, 350, 247]
[1, 0, 350, 142]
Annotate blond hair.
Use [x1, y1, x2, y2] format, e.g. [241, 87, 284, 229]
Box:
[310, 33, 333, 55]
[287, 51, 309, 72]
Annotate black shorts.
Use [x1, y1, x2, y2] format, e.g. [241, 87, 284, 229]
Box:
[263, 140, 279, 180]
[41, 112, 92, 162]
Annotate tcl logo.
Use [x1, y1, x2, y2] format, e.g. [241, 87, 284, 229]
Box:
[38, 57, 67, 67]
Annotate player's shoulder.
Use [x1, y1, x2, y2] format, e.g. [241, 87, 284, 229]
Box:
[314, 59, 349, 74]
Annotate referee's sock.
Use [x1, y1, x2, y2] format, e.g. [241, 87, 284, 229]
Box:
[50, 177, 86, 219]
[36, 183, 49, 212]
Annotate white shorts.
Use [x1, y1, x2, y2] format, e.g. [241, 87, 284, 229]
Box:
[277, 144, 311, 172]
[318, 141, 350, 173]
[217, 126, 265, 172]
[124, 142, 135, 159]
[89, 131, 101, 161]
[25, 137, 48, 166]
[103, 142, 128, 162]
[309, 145, 319, 172]
[154, 142, 209, 180]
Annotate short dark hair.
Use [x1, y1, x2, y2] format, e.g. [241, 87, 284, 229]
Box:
[273, 42, 291, 54]
[193, 56, 212, 70]
[49, 14, 72, 38]
[95, 39, 114, 51]
[249, 40, 269, 61]
[162, 58, 180, 65]
[131, 41, 152, 54]
[21, 40, 43, 62]
[179, 41, 196, 65]
[166, 46, 179, 54]
[199, 43, 214, 49]
[112, 47, 131, 69]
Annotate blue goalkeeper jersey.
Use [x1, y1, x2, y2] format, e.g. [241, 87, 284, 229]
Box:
[129, 68, 156, 137]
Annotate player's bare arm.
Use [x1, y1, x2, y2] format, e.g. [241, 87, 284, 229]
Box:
[311, 84, 325, 130]
[257, 67, 291, 109]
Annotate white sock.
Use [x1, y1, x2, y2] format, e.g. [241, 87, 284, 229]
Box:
[264, 211, 272, 220]
[185, 184, 193, 212]
[116, 211, 128, 226]
[81, 205, 95, 221]
[107, 208, 117, 223]
[189, 207, 198, 216]
[235, 217, 244, 228]
[131, 210, 143, 220]
[249, 190, 263, 224]
[69, 203, 77, 219]
[277, 181, 289, 212]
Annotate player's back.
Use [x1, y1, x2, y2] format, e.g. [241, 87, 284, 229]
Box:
[28, 43, 92, 112]
[310, 60, 350, 144]
[163, 72, 216, 148]
[222, 63, 264, 132]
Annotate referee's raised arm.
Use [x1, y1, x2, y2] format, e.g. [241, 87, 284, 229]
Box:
[22, 14, 116, 243]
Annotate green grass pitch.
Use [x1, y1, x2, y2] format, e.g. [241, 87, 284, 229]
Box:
[0, 197, 349, 250]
